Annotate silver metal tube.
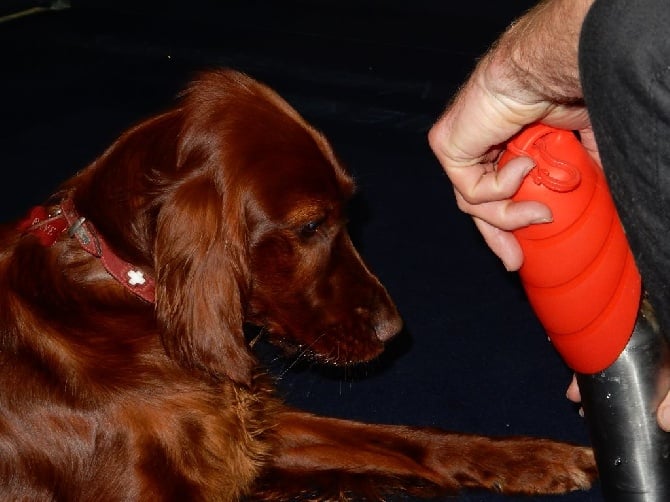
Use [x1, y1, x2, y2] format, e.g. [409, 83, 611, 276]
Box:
[577, 299, 670, 501]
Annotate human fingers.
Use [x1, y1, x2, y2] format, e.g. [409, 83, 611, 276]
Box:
[449, 156, 552, 270]
[452, 156, 553, 228]
[460, 196, 552, 271]
[455, 192, 553, 233]
[566, 375, 585, 418]
[447, 154, 538, 206]
[658, 391, 670, 432]
[568, 375, 670, 429]
[428, 72, 542, 175]
[576, 127, 602, 166]
[472, 218, 524, 271]
[460, 198, 552, 270]
[566, 374, 581, 403]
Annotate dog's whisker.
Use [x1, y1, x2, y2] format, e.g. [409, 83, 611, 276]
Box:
[248, 326, 268, 349]
[276, 332, 330, 381]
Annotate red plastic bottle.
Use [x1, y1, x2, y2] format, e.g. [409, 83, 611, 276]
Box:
[499, 124, 670, 501]
[497, 123, 641, 374]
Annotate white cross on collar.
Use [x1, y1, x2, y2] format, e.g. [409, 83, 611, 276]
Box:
[127, 269, 146, 286]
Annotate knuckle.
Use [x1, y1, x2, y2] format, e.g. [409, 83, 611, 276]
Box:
[454, 189, 476, 213]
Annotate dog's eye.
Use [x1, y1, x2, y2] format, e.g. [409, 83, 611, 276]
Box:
[300, 219, 323, 238]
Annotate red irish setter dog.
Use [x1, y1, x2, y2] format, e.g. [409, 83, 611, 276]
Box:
[0, 69, 596, 500]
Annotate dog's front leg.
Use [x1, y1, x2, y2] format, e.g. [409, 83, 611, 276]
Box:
[250, 409, 596, 501]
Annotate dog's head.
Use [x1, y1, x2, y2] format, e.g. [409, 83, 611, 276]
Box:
[68, 70, 402, 385]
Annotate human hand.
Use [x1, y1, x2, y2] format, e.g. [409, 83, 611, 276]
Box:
[428, 0, 595, 271]
[567, 375, 670, 431]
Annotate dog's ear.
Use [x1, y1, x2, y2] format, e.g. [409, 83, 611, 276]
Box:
[154, 175, 255, 385]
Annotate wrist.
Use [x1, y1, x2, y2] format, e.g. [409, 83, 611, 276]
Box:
[487, 0, 593, 105]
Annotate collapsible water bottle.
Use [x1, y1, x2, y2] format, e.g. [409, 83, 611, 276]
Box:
[498, 124, 670, 501]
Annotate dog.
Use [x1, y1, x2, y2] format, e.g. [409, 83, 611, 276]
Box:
[0, 69, 596, 500]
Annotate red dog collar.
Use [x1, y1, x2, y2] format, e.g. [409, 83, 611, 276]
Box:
[17, 199, 156, 304]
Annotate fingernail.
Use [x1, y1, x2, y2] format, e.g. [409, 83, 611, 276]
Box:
[503, 262, 515, 273]
[519, 157, 536, 176]
[530, 207, 554, 225]
[501, 155, 535, 176]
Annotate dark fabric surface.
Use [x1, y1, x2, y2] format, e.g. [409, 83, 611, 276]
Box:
[581, 0, 670, 337]
[1, 2, 601, 500]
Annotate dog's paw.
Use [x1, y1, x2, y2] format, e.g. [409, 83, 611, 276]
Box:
[484, 438, 597, 495]
[427, 435, 597, 496]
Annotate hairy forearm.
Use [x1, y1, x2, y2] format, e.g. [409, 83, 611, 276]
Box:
[428, 0, 596, 272]
[485, 0, 595, 104]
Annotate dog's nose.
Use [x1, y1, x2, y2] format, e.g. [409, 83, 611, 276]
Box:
[374, 308, 403, 342]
